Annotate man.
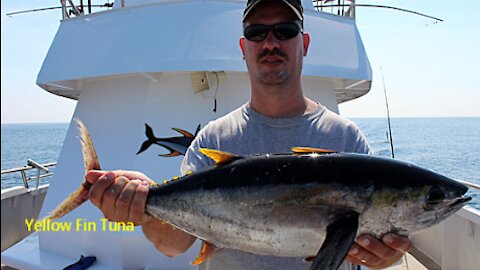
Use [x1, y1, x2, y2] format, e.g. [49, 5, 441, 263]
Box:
[87, 0, 412, 269]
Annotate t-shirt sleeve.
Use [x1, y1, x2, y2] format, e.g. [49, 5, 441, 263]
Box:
[349, 124, 373, 155]
[180, 128, 215, 175]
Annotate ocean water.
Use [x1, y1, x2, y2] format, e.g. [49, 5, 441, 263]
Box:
[1, 123, 68, 188]
[353, 117, 480, 210]
[1, 118, 479, 209]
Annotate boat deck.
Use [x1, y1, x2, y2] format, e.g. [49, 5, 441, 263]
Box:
[387, 253, 428, 270]
[2, 253, 428, 270]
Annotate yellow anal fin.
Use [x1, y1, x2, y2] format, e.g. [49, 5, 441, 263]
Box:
[303, 256, 316, 262]
[199, 148, 239, 164]
[159, 150, 182, 157]
[191, 241, 221, 265]
[292, 147, 336, 154]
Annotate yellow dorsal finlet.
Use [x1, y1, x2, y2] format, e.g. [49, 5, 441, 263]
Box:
[291, 147, 336, 154]
[199, 148, 239, 164]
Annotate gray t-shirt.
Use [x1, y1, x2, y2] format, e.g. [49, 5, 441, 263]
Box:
[181, 102, 372, 270]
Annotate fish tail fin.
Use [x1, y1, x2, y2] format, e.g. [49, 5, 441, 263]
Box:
[77, 118, 101, 173]
[42, 118, 101, 221]
[43, 182, 91, 220]
[137, 124, 156, 155]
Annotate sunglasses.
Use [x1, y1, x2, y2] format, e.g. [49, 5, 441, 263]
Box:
[243, 22, 303, 42]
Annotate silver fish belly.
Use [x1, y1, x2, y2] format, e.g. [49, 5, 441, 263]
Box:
[148, 181, 370, 257]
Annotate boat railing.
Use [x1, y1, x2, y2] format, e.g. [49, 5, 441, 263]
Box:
[59, 0, 358, 20]
[1, 160, 56, 190]
[60, 0, 114, 20]
[313, 0, 356, 18]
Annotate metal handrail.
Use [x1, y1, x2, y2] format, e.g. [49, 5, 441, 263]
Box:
[1, 161, 56, 189]
[314, 0, 356, 18]
[60, 0, 114, 20]
[2, 159, 478, 190]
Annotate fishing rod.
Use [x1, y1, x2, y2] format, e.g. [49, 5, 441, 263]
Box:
[380, 67, 395, 159]
[376, 70, 480, 195]
[314, 2, 444, 22]
[6, 3, 113, 17]
[8, 1, 444, 22]
[456, 179, 480, 190]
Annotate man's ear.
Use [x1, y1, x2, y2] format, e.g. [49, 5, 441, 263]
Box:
[239, 37, 246, 59]
[303, 32, 310, 56]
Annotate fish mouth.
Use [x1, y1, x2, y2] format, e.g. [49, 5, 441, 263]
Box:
[416, 195, 471, 229]
[438, 196, 472, 218]
[449, 196, 471, 210]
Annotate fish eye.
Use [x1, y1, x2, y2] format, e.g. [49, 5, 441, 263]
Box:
[425, 186, 445, 209]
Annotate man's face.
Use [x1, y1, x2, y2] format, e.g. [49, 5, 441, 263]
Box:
[240, 2, 309, 87]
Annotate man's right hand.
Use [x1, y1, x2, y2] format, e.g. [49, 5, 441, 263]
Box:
[86, 170, 197, 256]
[86, 170, 152, 224]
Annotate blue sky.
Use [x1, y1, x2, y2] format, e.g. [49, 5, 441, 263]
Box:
[2, 1, 479, 123]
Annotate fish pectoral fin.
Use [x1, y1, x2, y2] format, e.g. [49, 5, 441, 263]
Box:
[309, 211, 359, 270]
[191, 241, 222, 265]
[291, 147, 336, 154]
[199, 148, 239, 164]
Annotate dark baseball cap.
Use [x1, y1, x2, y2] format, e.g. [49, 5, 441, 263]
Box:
[243, 0, 304, 22]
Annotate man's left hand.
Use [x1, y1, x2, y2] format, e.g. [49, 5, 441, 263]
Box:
[346, 233, 412, 269]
